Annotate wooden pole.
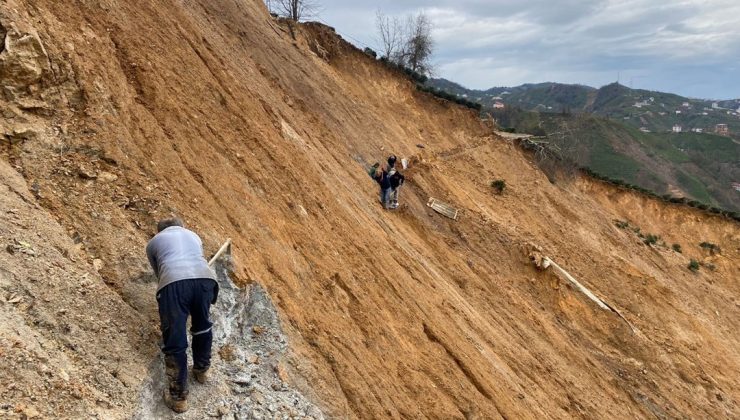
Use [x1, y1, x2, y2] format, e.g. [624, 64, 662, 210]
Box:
[208, 239, 232, 267]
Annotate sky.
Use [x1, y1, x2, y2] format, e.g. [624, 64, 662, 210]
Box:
[312, 0, 740, 99]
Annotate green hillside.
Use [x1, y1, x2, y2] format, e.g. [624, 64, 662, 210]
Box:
[427, 79, 740, 136]
[496, 110, 740, 211]
[426, 78, 740, 211]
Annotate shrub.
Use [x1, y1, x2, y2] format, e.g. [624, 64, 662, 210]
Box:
[415, 84, 480, 110]
[699, 242, 721, 254]
[363, 47, 377, 58]
[702, 262, 716, 271]
[672, 243, 682, 253]
[491, 179, 506, 194]
[614, 220, 629, 229]
[381, 57, 427, 84]
[643, 234, 659, 246]
[688, 259, 700, 272]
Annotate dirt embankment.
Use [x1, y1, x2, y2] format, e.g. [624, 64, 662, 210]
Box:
[1, 0, 738, 419]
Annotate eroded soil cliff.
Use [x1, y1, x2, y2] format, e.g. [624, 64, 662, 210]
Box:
[0, 0, 738, 418]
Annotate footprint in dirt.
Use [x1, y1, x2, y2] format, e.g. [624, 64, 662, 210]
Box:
[133, 257, 324, 419]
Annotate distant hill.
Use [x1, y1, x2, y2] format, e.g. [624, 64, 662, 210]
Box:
[427, 79, 740, 135]
[426, 79, 740, 211]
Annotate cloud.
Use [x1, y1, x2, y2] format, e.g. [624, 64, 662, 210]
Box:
[316, 0, 740, 98]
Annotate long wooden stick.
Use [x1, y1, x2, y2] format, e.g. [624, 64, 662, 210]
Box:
[208, 239, 232, 267]
[545, 257, 637, 333]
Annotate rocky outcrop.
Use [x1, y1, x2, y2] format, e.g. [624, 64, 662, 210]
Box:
[0, 25, 50, 101]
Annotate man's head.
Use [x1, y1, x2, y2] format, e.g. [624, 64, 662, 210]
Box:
[157, 217, 184, 233]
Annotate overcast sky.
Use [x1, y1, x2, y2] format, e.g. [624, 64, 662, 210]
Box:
[313, 0, 740, 99]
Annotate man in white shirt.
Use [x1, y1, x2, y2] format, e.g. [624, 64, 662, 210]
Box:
[146, 218, 218, 413]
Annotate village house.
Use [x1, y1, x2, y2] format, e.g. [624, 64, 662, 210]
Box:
[715, 124, 729, 136]
[492, 101, 505, 109]
[672, 124, 682, 133]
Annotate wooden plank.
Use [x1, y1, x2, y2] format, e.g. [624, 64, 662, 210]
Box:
[427, 198, 459, 220]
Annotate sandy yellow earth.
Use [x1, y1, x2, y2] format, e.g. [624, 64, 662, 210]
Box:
[0, 0, 738, 418]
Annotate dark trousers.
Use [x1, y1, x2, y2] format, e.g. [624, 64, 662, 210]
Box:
[157, 278, 216, 398]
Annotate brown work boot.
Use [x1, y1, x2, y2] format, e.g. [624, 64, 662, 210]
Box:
[192, 366, 209, 384]
[163, 389, 188, 413]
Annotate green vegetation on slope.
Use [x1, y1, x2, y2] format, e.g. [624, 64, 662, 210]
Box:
[425, 78, 740, 212]
[493, 109, 740, 211]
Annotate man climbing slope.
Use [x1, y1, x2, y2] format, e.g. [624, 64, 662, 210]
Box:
[146, 218, 219, 413]
[389, 168, 405, 209]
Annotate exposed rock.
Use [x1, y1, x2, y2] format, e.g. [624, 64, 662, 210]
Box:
[97, 171, 118, 183]
[77, 166, 97, 179]
[3, 127, 39, 144]
[0, 27, 50, 101]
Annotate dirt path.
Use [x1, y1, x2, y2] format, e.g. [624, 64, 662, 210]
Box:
[133, 258, 324, 420]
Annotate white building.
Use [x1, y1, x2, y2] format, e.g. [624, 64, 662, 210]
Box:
[675, 110, 682, 114]
[672, 125, 682, 133]
[492, 101, 505, 109]
[691, 128, 703, 133]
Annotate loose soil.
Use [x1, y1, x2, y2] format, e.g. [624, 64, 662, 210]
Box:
[0, 0, 738, 419]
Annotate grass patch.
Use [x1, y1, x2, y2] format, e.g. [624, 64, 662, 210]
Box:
[699, 242, 721, 254]
[643, 234, 659, 246]
[614, 220, 630, 229]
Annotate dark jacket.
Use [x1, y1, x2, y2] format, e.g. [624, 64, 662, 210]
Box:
[375, 169, 392, 189]
[390, 171, 405, 189]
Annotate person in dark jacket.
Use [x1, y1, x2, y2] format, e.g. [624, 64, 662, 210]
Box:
[146, 218, 218, 413]
[374, 165, 393, 209]
[389, 169, 405, 209]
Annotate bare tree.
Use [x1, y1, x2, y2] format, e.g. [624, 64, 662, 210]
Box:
[375, 10, 404, 62]
[402, 12, 434, 74]
[375, 10, 435, 75]
[270, 0, 320, 21]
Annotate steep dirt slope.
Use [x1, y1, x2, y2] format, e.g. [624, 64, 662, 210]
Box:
[1, 0, 738, 419]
